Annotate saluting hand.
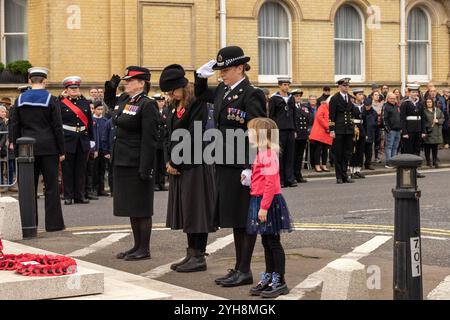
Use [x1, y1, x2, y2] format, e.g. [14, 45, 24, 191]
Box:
[196, 60, 216, 79]
[110, 74, 121, 89]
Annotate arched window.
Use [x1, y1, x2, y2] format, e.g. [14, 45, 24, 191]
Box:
[408, 7, 431, 81]
[334, 4, 364, 82]
[0, 0, 28, 64]
[258, 1, 291, 83]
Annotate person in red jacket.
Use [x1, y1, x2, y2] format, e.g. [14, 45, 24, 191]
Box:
[243, 117, 293, 299]
[309, 100, 333, 172]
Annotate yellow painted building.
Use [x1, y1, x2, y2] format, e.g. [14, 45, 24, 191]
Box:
[0, 0, 449, 98]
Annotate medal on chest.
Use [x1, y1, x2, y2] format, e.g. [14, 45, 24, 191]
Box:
[123, 104, 140, 116]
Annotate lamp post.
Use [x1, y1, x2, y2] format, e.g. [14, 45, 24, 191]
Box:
[16, 137, 37, 239]
[389, 154, 423, 300]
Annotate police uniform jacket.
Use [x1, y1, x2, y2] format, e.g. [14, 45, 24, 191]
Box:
[166, 99, 208, 172]
[269, 93, 296, 131]
[294, 103, 314, 140]
[59, 96, 94, 154]
[112, 92, 158, 178]
[155, 106, 169, 151]
[329, 92, 355, 135]
[400, 98, 426, 134]
[11, 89, 65, 156]
[194, 74, 266, 169]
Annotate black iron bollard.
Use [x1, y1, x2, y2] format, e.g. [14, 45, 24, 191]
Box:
[16, 137, 37, 239]
[389, 154, 423, 300]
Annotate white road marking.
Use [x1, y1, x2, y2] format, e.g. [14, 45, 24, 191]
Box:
[277, 235, 392, 300]
[68, 233, 130, 257]
[428, 275, 450, 300]
[73, 228, 170, 235]
[347, 209, 390, 214]
[141, 234, 235, 279]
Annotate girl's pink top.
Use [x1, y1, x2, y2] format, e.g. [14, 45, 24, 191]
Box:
[250, 149, 281, 210]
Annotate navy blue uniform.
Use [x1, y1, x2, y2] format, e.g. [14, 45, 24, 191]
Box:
[11, 89, 65, 231]
[400, 98, 426, 155]
[350, 103, 366, 168]
[294, 102, 314, 181]
[93, 116, 109, 195]
[59, 96, 94, 202]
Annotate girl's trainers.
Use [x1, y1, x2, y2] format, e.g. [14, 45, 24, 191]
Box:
[260, 272, 289, 298]
[249, 272, 272, 296]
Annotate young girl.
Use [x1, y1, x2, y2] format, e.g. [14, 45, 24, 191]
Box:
[243, 117, 293, 298]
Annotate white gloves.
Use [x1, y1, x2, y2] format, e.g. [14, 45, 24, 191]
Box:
[90, 141, 96, 149]
[196, 60, 216, 79]
[241, 169, 252, 187]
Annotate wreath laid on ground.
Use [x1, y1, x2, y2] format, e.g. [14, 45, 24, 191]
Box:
[0, 238, 77, 277]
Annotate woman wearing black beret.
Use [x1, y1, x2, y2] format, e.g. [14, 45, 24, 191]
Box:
[195, 46, 267, 287]
[160, 64, 216, 273]
[107, 66, 158, 261]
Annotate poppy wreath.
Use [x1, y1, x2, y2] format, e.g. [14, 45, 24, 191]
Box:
[0, 238, 77, 277]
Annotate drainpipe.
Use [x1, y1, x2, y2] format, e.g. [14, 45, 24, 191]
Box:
[400, 0, 407, 95]
[219, 0, 227, 48]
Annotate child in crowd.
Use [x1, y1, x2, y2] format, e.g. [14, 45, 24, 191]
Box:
[243, 117, 293, 298]
[92, 102, 109, 196]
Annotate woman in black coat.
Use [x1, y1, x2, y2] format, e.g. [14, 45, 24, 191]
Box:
[106, 66, 158, 261]
[195, 46, 267, 287]
[160, 64, 216, 273]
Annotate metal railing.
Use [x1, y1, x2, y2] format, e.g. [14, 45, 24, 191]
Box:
[0, 130, 17, 189]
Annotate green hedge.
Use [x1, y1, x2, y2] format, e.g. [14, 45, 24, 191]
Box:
[6, 60, 32, 75]
[0, 62, 4, 72]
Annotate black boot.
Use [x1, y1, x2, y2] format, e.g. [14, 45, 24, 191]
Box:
[171, 248, 194, 271]
[175, 249, 207, 273]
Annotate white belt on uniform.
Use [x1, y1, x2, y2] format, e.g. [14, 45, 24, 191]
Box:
[63, 125, 86, 132]
[406, 116, 421, 121]
[353, 119, 362, 124]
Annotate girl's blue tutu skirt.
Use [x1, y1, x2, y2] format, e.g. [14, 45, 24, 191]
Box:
[246, 194, 294, 235]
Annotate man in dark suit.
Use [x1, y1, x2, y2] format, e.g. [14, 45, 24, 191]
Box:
[11, 67, 66, 232]
[329, 78, 355, 184]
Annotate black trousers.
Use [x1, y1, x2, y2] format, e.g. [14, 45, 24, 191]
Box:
[312, 141, 329, 166]
[187, 233, 208, 252]
[364, 142, 374, 166]
[107, 158, 113, 194]
[262, 234, 285, 275]
[294, 139, 307, 180]
[33, 155, 65, 231]
[444, 129, 450, 145]
[85, 156, 95, 196]
[62, 143, 88, 200]
[402, 133, 421, 156]
[279, 130, 296, 185]
[154, 148, 166, 186]
[332, 134, 353, 180]
[424, 144, 439, 165]
[93, 151, 107, 194]
[233, 228, 257, 273]
[374, 127, 382, 160]
[351, 135, 366, 167]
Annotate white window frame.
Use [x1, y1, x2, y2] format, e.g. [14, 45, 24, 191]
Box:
[257, 1, 292, 84]
[334, 4, 365, 83]
[407, 7, 432, 83]
[0, 0, 28, 64]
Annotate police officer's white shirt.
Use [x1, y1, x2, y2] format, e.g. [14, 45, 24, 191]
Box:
[340, 92, 348, 103]
[229, 77, 246, 92]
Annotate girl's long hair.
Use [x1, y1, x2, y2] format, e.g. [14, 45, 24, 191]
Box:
[248, 117, 280, 153]
[169, 83, 195, 110]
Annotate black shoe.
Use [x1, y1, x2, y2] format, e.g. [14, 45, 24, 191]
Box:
[356, 172, 366, 179]
[249, 272, 272, 296]
[154, 185, 161, 192]
[160, 184, 168, 191]
[337, 179, 344, 184]
[74, 198, 90, 204]
[351, 173, 359, 180]
[175, 250, 207, 273]
[289, 181, 298, 187]
[171, 248, 194, 271]
[343, 178, 355, 184]
[433, 163, 440, 168]
[221, 271, 253, 287]
[64, 199, 73, 205]
[260, 273, 289, 298]
[125, 250, 151, 261]
[365, 165, 375, 170]
[116, 248, 138, 260]
[97, 191, 109, 197]
[86, 193, 99, 200]
[215, 269, 237, 285]
[297, 178, 308, 183]
[417, 173, 426, 178]
[46, 226, 66, 232]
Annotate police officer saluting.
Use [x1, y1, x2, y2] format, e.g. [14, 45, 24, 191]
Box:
[11, 67, 65, 232]
[59, 76, 95, 205]
[400, 83, 426, 178]
[349, 88, 366, 179]
[329, 78, 355, 184]
[269, 78, 297, 187]
[195, 46, 266, 287]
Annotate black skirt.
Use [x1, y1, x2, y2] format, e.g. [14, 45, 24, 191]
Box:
[113, 166, 154, 218]
[167, 165, 216, 233]
[215, 165, 251, 228]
